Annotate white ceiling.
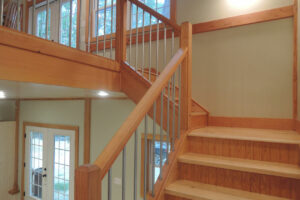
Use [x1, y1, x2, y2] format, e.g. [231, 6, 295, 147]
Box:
[0, 80, 126, 99]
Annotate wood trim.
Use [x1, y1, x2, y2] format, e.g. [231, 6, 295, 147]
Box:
[84, 98, 91, 164]
[293, 0, 298, 123]
[170, 0, 176, 24]
[21, 122, 80, 200]
[208, 116, 294, 130]
[296, 120, 300, 133]
[192, 6, 294, 34]
[94, 48, 187, 179]
[8, 100, 20, 195]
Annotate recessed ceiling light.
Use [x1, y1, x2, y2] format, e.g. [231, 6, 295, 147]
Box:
[0, 91, 6, 99]
[98, 91, 109, 97]
[227, 0, 258, 9]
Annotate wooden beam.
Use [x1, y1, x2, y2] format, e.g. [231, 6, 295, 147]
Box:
[75, 165, 101, 200]
[180, 22, 192, 130]
[84, 99, 91, 164]
[8, 100, 20, 195]
[115, 0, 128, 63]
[193, 6, 294, 34]
[293, 0, 298, 123]
[0, 26, 119, 72]
[0, 44, 121, 91]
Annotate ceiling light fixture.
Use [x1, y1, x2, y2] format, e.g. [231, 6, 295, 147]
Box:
[0, 91, 6, 99]
[227, 0, 258, 9]
[98, 91, 109, 97]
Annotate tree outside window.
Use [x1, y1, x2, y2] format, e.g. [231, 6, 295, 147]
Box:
[36, 9, 51, 39]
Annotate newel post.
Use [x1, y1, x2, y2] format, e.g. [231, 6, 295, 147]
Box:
[180, 22, 192, 130]
[115, 0, 128, 63]
[75, 165, 102, 200]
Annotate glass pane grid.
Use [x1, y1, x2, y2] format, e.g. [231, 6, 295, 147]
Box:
[54, 135, 71, 200]
[30, 132, 43, 199]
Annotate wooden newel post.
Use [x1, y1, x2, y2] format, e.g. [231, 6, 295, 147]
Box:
[115, 0, 128, 63]
[180, 22, 192, 130]
[75, 165, 102, 200]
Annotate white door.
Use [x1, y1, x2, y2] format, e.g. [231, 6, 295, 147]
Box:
[24, 126, 75, 200]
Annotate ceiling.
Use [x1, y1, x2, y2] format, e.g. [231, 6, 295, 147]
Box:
[0, 80, 126, 99]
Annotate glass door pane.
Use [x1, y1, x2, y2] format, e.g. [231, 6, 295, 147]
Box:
[53, 135, 71, 200]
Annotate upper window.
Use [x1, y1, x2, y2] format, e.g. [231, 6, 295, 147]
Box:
[36, 9, 51, 39]
[93, 0, 171, 37]
[60, 1, 77, 48]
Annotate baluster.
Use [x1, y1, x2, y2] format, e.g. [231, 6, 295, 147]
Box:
[69, 0, 73, 46]
[31, 0, 36, 35]
[0, 0, 3, 26]
[159, 89, 164, 180]
[16, 0, 20, 31]
[148, 14, 152, 81]
[122, 147, 126, 200]
[166, 80, 170, 163]
[152, 101, 156, 196]
[134, 130, 138, 200]
[129, 2, 132, 64]
[58, 0, 62, 43]
[143, 115, 148, 200]
[110, 0, 114, 59]
[108, 168, 112, 200]
[177, 64, 181, 139]
[141, 10, 145, 75]
[156, 18, 159, 76]
[164, 25, 167, 67]
[103, 0, 107, 56]
[135, 5, 139, 71]
[46, 0, 49, 39]
[96, 0, 99, 53]
[87, 0, 92, 52]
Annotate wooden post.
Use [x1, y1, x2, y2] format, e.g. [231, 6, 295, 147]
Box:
[293, 0, 298, 126]
[84, 98, 91, 164]
[75, 165, 101, 200]
[115, 0, 127, 63]
[180, 22, 192, 130]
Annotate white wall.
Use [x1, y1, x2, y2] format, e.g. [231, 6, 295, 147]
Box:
[0, 100, 16, 121]
[0, 121, 18, 200]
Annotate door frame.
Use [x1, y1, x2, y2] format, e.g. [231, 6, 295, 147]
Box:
[21, 122, 79, 200]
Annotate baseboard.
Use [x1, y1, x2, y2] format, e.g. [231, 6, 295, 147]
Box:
[208, 116, 294, 130]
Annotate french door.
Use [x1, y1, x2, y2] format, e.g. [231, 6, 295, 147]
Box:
[24, 126, 75, 200]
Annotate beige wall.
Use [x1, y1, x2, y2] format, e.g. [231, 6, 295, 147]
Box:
[177, 0, 293, 24]
[0, 100, 16, 121]
[175, 1, 294, 118]
[0, 121, 19, 200]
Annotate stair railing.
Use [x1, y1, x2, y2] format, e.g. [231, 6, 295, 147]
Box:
[75, 0, 192, 199]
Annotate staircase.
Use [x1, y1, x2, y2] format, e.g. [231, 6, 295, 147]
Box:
[165, 127, 300, 200]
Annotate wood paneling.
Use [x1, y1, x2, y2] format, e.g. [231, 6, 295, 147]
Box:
[84, 99, 91, 164]
[209, 116, 294, 130]
[178, 163, 300, 199]
[192, 6, 294, 34]
[0, 44, 121, 91]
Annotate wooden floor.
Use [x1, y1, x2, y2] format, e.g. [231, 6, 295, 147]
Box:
[165, 127, 300, 200]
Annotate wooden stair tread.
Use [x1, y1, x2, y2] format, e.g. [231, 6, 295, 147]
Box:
[191, 111, 207, 116]
[189, 126, 300, 144]
[178, 153, 300, 179]
[165, 180, 289, 200]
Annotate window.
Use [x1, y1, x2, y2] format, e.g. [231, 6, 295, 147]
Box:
[141, 134, 170, 196]
[91, 0, 173, 38]
[60, 0, 77, 48]
[36, 9, 51, 39]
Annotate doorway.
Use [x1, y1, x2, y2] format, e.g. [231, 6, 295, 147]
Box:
[23, 123, 78, 200]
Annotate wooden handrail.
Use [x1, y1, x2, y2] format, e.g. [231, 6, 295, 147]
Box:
[128, 0, 181, 33]
[93, 48, 187, 179]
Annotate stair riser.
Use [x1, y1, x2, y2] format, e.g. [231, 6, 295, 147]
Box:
[165, 194, 190, 200]
[188, 137, 300, 165]
[178, 163, 300, 199]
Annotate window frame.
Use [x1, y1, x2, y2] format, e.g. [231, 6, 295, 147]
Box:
[85, 0, 176, 48]
[25, 0, 81, 48]
[140, 133, 168, 197]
